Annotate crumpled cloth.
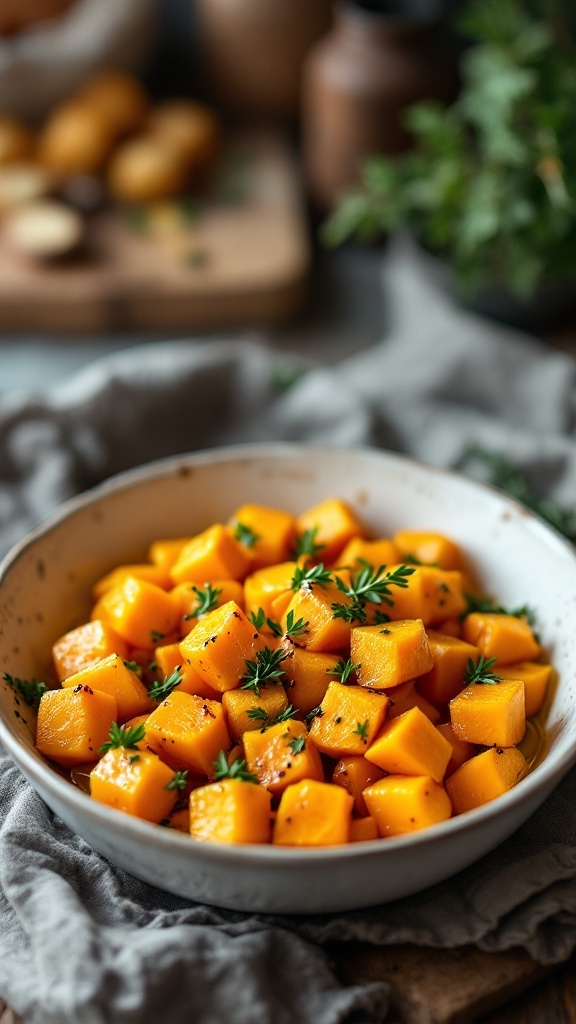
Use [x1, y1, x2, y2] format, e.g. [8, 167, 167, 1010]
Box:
[1, 239, 575, 1024]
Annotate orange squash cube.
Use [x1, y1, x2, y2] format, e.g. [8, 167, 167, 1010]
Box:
[228, 503, 296, 570]
[168, 807, 191, 833]
[417, 631, 480, 708]
[36, 685, 117, 767]
[62, 653, 152, 723]
[273, 779, 353, 846]
[308, 682, 389, 757]
[446, 746, 527, 814]
[385, 566, 467, 626]
[436, 722, 476, 776]
[189, 778, 272, 844]
[92, 563, 171, 600]
[52, 619, 128, 683]
[335, 536, 400, 571]
[222, 684, 288, 741]
[282, 579, 352, 653]
[332, 755, 385, 816]
[154, 642, 220, 700]
[495, 662, 552, 717]
[386, 680, 441, 724]
[243, 719, 323, 794]
[281, 646, 341, 715]
[351, 619, 433, 690]
[436, 619, 462, 639]
[122, 713, 151, 750]
[90, 748, 177, 823]
[296, 498, 364, 563]
[170, 524, 249, 585]
[243, 561, 298, 621]
[179, 600, 264, 693]
[349, 816, 379, 842]
[146, 690, 230, 775]
[148, 537, 191, 571]
[449, 680, 525, 747]
[92, 576, 180, 649]
[462, 613, 541, 664]
[171, 579, 245, 633]
[393, 531, 463, 570]
[364, 775, 452, 836]
[365, 706, 452, 782]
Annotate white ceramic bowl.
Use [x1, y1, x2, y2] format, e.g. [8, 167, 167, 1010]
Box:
[1, 444, 575, 914]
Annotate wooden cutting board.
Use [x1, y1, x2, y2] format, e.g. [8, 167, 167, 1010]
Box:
[0, 133, 310, 334]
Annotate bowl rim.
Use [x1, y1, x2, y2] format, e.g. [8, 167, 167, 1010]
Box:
[1, 441, 576, 867]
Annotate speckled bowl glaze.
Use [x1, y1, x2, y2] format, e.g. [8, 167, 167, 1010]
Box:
[1, 444, 575, 914]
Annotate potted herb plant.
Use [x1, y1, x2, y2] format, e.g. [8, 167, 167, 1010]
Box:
[322, 0, 576, 329]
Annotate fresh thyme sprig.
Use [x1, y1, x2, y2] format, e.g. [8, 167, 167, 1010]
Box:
[212, 750, 258, 783]
[166, 770, 189, 792]
[292, 527, 325, 560]
[291, 562, 334, 591]
[241, 647, 288, 695]
[466, 656, 502, 685]
[184, 583, 222, 620]
[247, 704, 296, 731]
[150, 630, 166, 644]
[99, 721, 146, 754]
[148, 667, 184, 702]
[331, 563, 414, 623]
[288, 736, 306, 755]
[305, 705, 324, 725]
[123, 660, 143, 677]
[250, 607, 309, 641]
[463, 592, 537, 627]
[233, 522, 261, 548]
[353, 720, 370, 743]
[283, 610, 309, 640]
[3, 673, 47, 711]
[332, 658, 361, 684]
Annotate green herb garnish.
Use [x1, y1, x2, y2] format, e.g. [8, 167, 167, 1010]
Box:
[463, 591, 537, 627]
[292, 527, 325, 560]
[247, 704, 296, 731]
[466, 656, 502, 685]
[123, 660, 143, 677]
[288, 736, 306, 755]
[148, 667, 184, 702]
[353, 720, 370, 742]
[333, 658, 361, 684]
[241, 647, 287, 695]
[3, 673, 47, 711]
[99, 722, 146, 754]
[166, 770, 189, 792]
[305, 705, 324, 725]
[184, 583, 222, 620]
[150, 630, 166, 644]
[233, 522, 261, 548]
[249, 608, 283, 637]
[212, 750, 258, 783]
[291, 562, 333, 591]
[332, 563, 414, 623]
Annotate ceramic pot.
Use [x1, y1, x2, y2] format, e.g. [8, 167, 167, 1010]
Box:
[196, 0, 333, 122]
[302, 0, 458, 210]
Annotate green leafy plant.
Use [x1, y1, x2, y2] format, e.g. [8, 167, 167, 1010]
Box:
[323, 0, 576, 298]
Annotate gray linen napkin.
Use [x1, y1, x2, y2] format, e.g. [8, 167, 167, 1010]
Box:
[1, 238, 575, 1024]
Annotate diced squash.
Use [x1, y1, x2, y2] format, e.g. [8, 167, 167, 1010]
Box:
[154, 642, 220, 700]
[179, 600, 264, 693]
[168, 807, 191, 833]
[446, 746, 527, 814]
[309, 682, 389, 757]
[243, 561, 298, 620]
[243, 719, 323, 795]
[92, 576, 180, 649]
[228, 504, 297, 570]
[462, 613, 541, 664]
[122, 713, 151, 750]
[386, 680, 441, 724]
[281, 578, 352, 653]
[61, 653, 152, 723]
[92, 563, 171, 600]
[351, 619, 433, 690]
[365, 706, 452, 782]
[171, 579, 245, 634]
[273, 779, 353, 846]
[436, 619, 462, 639]
[281, 646, 341, 715]
[436, 722, 476, 776]
[364, 775, 452, 837]
[417, 631, 480, 708]
[332, 755, 385, 816]
[189, 778, 272, 844]
[90, 748, 177, 823]
[385, 566, 467, 626]
[148, 537, 191, 571]
[336, 536, 400, 571]
[222, 684, 288, 741]
[449, 680, 525, 747]
[393, 531, 463, 571]
[146, 690, 230, 774]
[170, 524, 249, 585]
[497, 662, 552, 717]
[52, 619, 128, 683]
[36, 685, 117, 767]
[296, 498, 364, 563]
[349, 816, 379, 842]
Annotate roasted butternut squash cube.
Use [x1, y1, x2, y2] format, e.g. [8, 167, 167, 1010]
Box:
[170, 524, 249, 585]
[228, 503, 297, 570]
[62, 653, 152, 723]
[436, 722, 476, 776]
[496, 662, 552, 717]
[393, 531, 463, 571]
[385, 566, 466, 626]
[243, 719, 323, 794]
[52, 619, 128, 683]
[222, 684, 288, 741]
[449, 680, 525, 747]
[172, 579, 245, 634]
[146, 690, 229, 774]
[36, 685, 117, 767]
[148, 537, 191, 571]
[351, 619, 433, 690]
[436, 619, 462, 639]
[92, 563, 171, 601]
[296, 497, 364, 563]
[92, 576, 180, 649]
[179, 600, 264, 693]
[309, 682, 389, 757]
[243, 561, 297, 620]
[273, 779, 353, 846]
[417, 631, 480, 708]
[168, 807, 191, 833]
[154, 642, 220, 700]
[462, 613, 541, 664]
[365, 706, 452, 782]
[189, 778, 272, 844]
[386, 680, 441, 724]
[282, 579, 352, 653]
[364, 775, 452, 837]
[281, 646, 341, 715]
[332, 755, 386, 816]
[446, 746, 527, 814]
[349, 816, 379, 842]
[90, 748, 177, 823]
[336, 536, 400, 571]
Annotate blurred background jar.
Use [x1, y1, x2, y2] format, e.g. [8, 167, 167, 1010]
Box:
[196, 0, 333, 122]
[303, 0, 458, 211]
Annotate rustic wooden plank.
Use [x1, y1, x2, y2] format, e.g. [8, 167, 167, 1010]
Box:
[480, 954, 576, 1024]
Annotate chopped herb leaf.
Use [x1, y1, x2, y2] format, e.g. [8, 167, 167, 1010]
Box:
[332, 563, 414, 623]
[3, 673, 47, 710]
[148, 667, 183, 702]
[166, 770, 189, 791]
[213, 750, 258, 783]
[234, 522, 261, 549]
[123, 660, 143, 677]
[185, 582, 222, 619]
[353, 720, 370, 742]
[288, 735, 306, 755]
[241, 647, 287, 695]
[466, 656, 502, 685]
[150, 630, 166, 644]
[291, 562, 333, 591]
[292, 527, 325, 560]
[333, 658, 361, 684]
[99, 721, 146, 753]
[284, 610, 309, 639]
[305, 705, 324, 725]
